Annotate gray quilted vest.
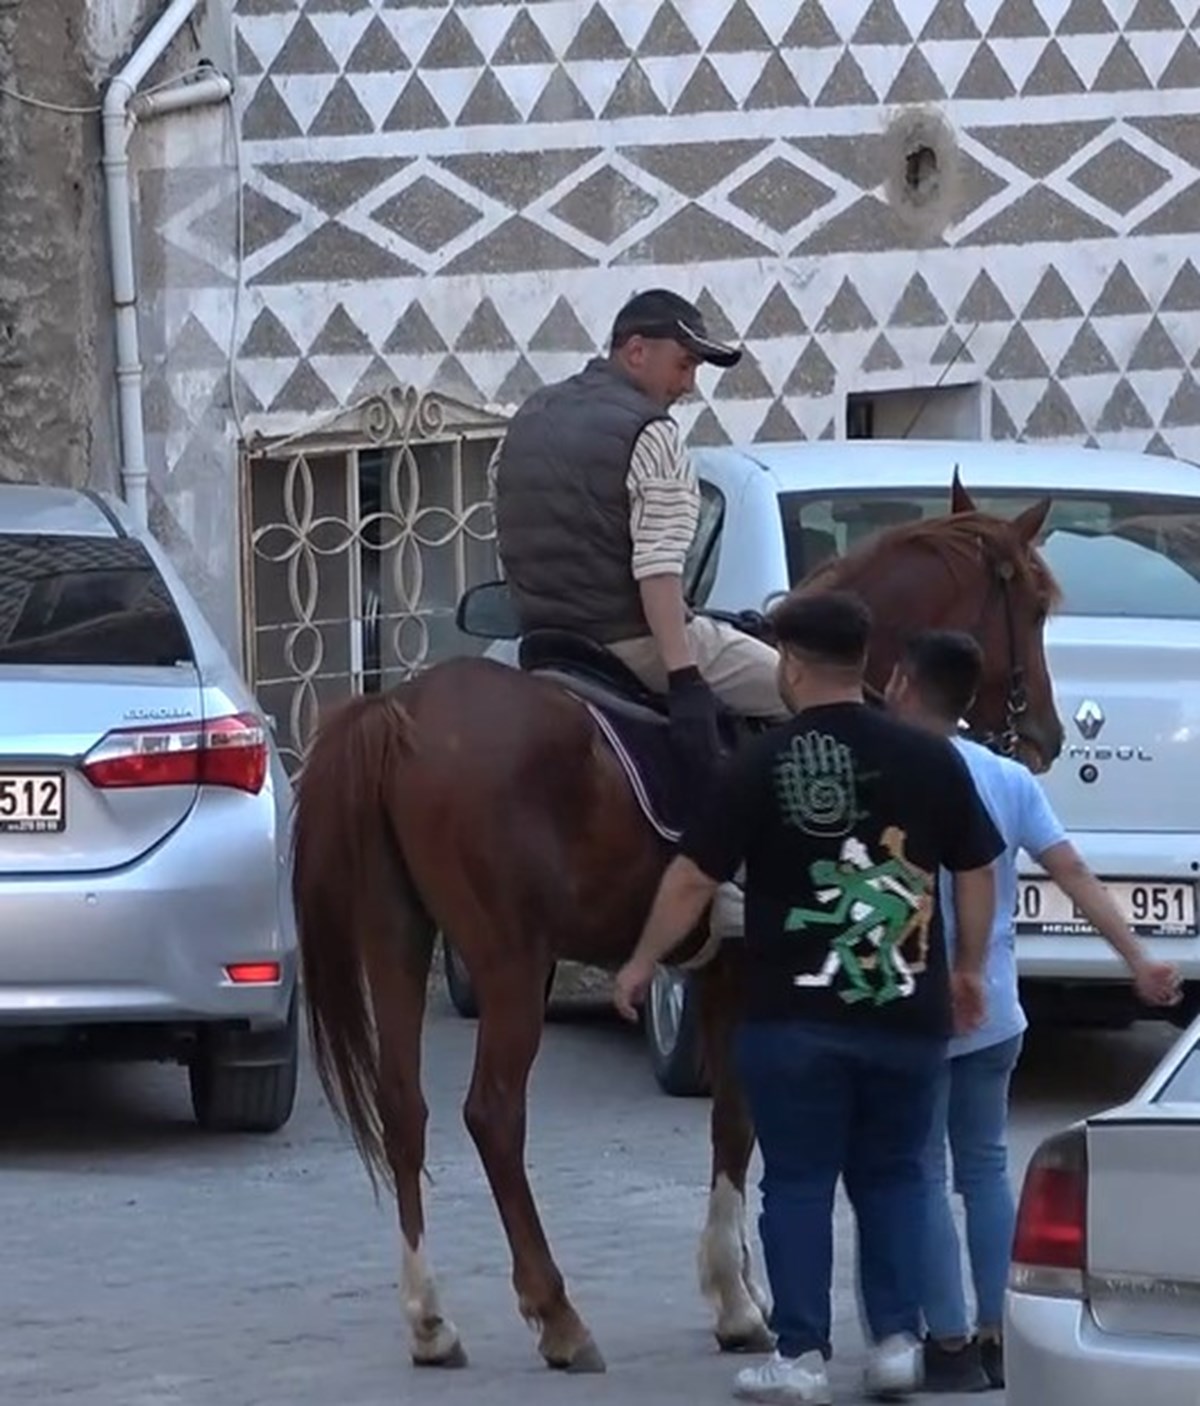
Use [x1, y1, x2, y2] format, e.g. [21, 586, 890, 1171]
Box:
[493, 357, 671, 644]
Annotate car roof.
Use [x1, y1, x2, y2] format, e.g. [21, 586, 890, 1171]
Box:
[0, 483, 124, 536]
[697, 439, 1200, 498]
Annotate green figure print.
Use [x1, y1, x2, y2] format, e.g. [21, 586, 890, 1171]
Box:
[784, 827, 933, 1007]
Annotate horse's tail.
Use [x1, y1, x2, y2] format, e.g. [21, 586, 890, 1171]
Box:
[291, 688, 423, 1193]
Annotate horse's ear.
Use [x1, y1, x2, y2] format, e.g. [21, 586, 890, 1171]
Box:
[950, 466, 975, 515]
[1012, 496, 1051, 543]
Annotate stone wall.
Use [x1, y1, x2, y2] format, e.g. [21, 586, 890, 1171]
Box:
[0, 0, 114, 490]
[0, 0, 243, 653]
[13, 0, 1200, 674]
[221, 0, 1200, 459]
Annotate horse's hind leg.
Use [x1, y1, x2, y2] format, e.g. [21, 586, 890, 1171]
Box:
[463, 960, 604, 1374]
[365, 915, 465, 1368]
[696, 943, 774, 1354]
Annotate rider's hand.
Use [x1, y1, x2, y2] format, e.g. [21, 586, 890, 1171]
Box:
[666, 666, 721, 774]
[1132, 958, 1183, 1007]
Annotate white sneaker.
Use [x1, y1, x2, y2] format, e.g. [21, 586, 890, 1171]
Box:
[733, 1349, 832, 1404]
[863, 1332, 923, 1399]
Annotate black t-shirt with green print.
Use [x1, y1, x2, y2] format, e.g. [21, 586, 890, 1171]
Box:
[679, 702, 1004, 1037]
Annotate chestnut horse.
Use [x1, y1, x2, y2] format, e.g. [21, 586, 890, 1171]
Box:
[290, 474, 1064, 1375]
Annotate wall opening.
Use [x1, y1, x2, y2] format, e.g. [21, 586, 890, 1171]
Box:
[846, 382, 983, 441]
[904, 145, 939, 205]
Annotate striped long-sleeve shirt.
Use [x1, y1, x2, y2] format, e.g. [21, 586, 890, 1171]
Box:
[487, 417, 699, 581]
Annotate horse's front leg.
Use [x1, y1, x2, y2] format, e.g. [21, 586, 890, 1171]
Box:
[694, 929, 774, 1354]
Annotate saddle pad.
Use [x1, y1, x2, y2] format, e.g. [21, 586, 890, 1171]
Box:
[580, 700, 685, 844]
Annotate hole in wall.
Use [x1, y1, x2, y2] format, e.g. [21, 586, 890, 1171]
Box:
[883, 108, 961, 239]
[904, 145, 939, 204]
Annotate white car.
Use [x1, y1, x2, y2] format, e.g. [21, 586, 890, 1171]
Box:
[463, 438, 1200, 1094]
[1006, 1008, 1200, 1401]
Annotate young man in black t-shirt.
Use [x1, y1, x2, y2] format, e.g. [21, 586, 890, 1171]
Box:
[614, 590, 1003, 1404]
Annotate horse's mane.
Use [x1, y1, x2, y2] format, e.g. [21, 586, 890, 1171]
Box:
[801, 509, 1063, 610]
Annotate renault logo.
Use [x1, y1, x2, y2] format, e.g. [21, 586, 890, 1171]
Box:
[1074, 700, 1105, 741]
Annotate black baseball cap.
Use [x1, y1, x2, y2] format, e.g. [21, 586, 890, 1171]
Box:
[610, 288, 742, 368]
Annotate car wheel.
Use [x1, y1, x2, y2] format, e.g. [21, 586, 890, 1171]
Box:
[189, 999, 299, 1134]
[644, 964, 709, 1098]
[443, 938, 480, 1019]
[442, 938, 554, 1018]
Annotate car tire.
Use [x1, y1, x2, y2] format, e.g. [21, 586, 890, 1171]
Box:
[443, 938, 480, 1018]
[189, 999, 299, 1134]
[644, 964, 709, 1098]
[442, 937, 555, 1018]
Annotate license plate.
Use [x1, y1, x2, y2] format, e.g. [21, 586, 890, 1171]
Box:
[0, 772, 66, 833]
[1016, 879, 1196, 936]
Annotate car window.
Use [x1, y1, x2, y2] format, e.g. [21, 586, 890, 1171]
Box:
[1154, 1041, 1200, 1105]
[0, 534, 194, 666]
[684, 479, 725, 608]
[778, 488, 1200, 618]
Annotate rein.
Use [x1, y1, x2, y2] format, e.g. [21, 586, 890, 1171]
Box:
[704, 552, 1030, 751]
[964, 551, 1028, 759]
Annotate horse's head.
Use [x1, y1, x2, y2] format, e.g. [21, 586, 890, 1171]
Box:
[798, 470, 1064, 772]
[945, 470, 1064, 773]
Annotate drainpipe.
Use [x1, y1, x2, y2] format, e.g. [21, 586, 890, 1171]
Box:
[102, 0, 233, 529]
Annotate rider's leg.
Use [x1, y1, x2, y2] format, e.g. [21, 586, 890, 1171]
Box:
[610, 617, 789, 721]
[687, 615, 789, 720]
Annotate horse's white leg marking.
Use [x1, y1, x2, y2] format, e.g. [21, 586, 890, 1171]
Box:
[698, 1173, 772, 1344]
[402, 1236, 462, 1362]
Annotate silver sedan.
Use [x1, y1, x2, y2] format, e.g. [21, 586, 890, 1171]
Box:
[0, 483, 298, 1132]
[1006, 1009, 1200, 1399]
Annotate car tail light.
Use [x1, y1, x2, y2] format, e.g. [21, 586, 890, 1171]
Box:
[1010, 1124, 1087, 1299]
[225, 962, 281, 985]
[82, 713, 267, 794]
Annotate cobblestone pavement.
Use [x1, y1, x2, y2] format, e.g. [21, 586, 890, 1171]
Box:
[0, 964, 1177, 1406]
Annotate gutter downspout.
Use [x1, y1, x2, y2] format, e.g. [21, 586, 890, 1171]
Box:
[102, 0, 233, 529]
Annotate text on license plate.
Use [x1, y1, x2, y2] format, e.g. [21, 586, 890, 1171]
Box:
[0, 772, 66, 833]
[1016, 879, 1196, 935]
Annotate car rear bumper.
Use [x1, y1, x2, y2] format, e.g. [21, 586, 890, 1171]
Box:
[1006, 1291, 1200, 1405]
[0, 790, 296, 1033]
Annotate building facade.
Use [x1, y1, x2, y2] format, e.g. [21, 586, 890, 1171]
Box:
[8, 0, 1200, 764]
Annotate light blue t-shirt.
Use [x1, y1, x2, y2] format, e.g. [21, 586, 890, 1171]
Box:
[939, 736, 1067, 1059]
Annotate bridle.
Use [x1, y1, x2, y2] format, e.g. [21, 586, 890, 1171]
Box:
[964, 550, 1029, 760]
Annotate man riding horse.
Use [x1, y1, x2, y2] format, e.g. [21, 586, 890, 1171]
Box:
[488, 287, 790, 776]
[290, 294, 1066, 1377]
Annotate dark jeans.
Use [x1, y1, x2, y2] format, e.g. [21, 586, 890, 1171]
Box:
[735, 1018, 947, 1361]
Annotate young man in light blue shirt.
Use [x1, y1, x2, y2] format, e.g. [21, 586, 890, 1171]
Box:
[885, 629, 1181, 1393]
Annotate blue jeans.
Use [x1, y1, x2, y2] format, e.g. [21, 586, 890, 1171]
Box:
[735, 1019, 946, 1361]
[919, 1033, 1024, 1339]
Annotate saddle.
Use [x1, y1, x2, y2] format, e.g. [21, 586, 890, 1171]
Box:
[516, 627, 759, 843]
[517, 628, 668, 726]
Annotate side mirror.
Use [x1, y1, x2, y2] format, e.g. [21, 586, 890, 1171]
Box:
[455, 580, 519, 640]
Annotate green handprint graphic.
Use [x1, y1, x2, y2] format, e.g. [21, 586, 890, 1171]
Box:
[773, 730, 863, 838]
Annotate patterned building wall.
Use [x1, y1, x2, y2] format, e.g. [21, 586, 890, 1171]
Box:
[202, 0, 1200, 463]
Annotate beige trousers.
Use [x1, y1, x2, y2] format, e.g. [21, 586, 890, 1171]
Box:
[609, 614, 790, 721]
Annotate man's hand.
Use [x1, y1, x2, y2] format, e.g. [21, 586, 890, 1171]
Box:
[950, 970, 986, 1035]
[1132, 958, 1183, 1007]
[613, 956, 657, 1023]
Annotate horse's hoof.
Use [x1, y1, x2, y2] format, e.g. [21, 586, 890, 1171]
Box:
[565, 1339, 606, 1374]
[413, 1340, 468, 1369]
[716, 1323, 776, 1355]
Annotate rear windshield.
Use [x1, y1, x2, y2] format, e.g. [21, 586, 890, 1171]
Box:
[779, 488, 1200, 620]
[0, 534, 194, 666]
